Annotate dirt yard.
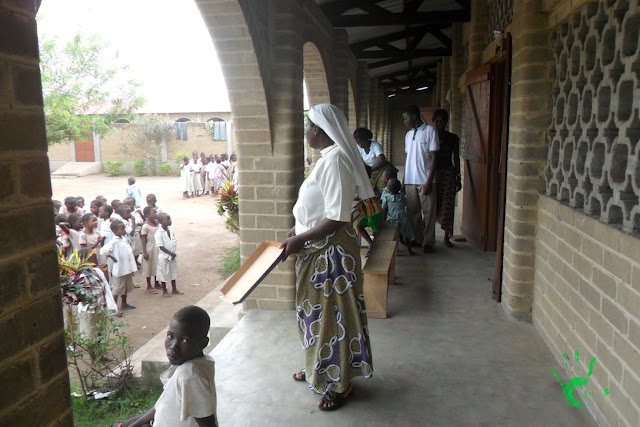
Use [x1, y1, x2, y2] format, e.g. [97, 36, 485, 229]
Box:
[51, 173, 239, 351]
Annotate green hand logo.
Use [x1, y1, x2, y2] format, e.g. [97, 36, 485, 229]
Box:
[551, 350, 610, 408]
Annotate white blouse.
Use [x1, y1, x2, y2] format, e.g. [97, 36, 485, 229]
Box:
[293, 144, 355, 235]
[357, 140, 383, 167]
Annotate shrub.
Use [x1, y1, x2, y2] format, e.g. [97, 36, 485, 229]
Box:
[133, 159, 149, 176]
[105, 161, 125, 176]
[217, 245, 240, 278]
[216, 180, 239, 234]
[174, 150, 189, 164]
[157, 163, 174, 176]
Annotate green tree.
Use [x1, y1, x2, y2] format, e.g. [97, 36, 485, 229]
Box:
[40, 33, 144, 145]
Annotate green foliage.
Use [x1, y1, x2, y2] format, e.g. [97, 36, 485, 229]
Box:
[105, 160, 125, 176]
[133, 159, 149, 176]
[120, 114, 173, 175]
[72, 386, 162, 427]
[304, 168, 311, 180]
[174, 150, 190, 164]
[216, 180, 239, 234]
[59, 249, 134, 400]
[40, 32, 144, 145]
[217, 245, 240, 278]
[157, 163, 174, 176]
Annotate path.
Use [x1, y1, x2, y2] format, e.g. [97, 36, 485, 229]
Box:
[51, 173, 239, 350]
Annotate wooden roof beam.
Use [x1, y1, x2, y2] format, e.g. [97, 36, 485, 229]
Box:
[350, 25, 447, 52]
[359, 47, 450, 59]
[331, 10, 470, 26]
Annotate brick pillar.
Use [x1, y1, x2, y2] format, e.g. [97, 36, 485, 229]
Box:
[501, 0, 553, 320]
[0, 2, 73, 425]
[435, 62, 442, 107]
[357, 62, 370, 127]
[332, 29, 350, 118]
[469, 0, 489, 69]
[374, 86, 384, 141]
[449, 23, 464, 136]
[368, 79, 378, 135]
[440, 57, 451, 109]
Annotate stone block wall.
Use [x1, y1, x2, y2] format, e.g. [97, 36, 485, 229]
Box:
[544, 0, 640, 234]
[0, 1, 72, 424]
[534, 195, 640, 425]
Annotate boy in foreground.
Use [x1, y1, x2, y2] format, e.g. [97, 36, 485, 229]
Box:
[114, 306, 218, 427]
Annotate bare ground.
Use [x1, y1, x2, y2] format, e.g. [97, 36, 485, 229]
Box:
[52, 173, 238, 351]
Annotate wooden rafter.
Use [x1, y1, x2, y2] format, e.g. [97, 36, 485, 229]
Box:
[331, 10, 470, 26]
[359, 48, 449, 59]
[349, 25, 446, 52]
[368, 49, 451, 69]
[376, 65, 436, 81]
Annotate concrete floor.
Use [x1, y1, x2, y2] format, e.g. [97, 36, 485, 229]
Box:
[210, 239, 597, 426]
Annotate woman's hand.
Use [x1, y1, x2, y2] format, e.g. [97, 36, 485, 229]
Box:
[280, 234, 304, 261]
[286, 227, 296, 239]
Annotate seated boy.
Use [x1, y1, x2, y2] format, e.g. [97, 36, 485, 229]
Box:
[114, 306, 218, 427]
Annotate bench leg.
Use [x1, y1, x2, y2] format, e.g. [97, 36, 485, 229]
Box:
[363, 272, 388, 318]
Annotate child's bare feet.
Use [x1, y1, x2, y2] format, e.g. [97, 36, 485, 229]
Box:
[171, 290, 184, 295]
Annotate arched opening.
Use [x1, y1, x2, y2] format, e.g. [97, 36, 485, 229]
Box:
[114, 118, 130, 124]
[175, 117, 193, 122]
[348, 79, 357, 131]
[303, 42, 331, 165]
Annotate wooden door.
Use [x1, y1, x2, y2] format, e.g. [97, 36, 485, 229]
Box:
[461, 64, 494, 251]
[493, 34, 513, 302]
[75, 136, 95, 162]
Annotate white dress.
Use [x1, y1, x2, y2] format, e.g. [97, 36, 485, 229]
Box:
[189, 160, 204, 192]
[179, 164, 194, 193]
[155, 226, 179, 282]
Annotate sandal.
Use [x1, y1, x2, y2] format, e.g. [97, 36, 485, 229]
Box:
[318, 388, 351, 411]
[292, 370, 306, 382]
[146, 288, 158, 294]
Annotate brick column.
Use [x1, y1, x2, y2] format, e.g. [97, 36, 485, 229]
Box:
[469, 0, 489, 69]
[357, 61, 370, 127]
[0, 2, 73, 424]
[501, 0, 553, 320]
[368, 79, 378, 135]
[331, 29, 350, 118]
[440, 57, 451, 109]
[449, 23, 464, 136]
[435, 62, 442, 107]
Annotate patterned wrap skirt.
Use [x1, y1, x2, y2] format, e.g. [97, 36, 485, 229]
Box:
[436, 167, 457, 236]
[294, 222, 373, 394]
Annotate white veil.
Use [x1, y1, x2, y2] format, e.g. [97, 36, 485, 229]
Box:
[308, 104, 375, 201]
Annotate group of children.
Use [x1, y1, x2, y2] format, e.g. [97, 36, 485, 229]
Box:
[55, 179, 184, 315]
[356, 166, 416, 256]
[180, 151, 237, 199]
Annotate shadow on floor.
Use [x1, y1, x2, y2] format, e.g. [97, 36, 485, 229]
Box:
[211, 239, 596, 426]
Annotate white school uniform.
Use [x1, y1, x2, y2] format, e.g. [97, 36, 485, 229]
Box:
[155, 226, 179, 282]
[179, 163, 194, 193]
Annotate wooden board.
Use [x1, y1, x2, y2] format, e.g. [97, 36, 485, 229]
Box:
[219, 241, 284, 305]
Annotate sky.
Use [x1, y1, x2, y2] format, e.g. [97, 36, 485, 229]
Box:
[37, 0, 231, 113]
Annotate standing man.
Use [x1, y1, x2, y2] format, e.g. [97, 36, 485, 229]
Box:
[402, 105, 439, 253]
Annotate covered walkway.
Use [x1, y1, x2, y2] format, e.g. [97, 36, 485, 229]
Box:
[211, 237, 595, 426]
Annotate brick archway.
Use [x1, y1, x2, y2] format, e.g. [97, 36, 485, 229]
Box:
[303, 42, 330, 163]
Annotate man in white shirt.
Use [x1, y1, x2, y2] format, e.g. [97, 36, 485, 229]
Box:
[402, 105, 440, 253]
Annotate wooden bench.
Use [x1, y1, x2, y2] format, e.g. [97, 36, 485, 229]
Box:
[362, 240, 396, 318]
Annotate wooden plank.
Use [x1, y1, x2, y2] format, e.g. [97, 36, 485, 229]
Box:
[331, 10, 470, 26]
[375, 222, 399, 241]
[363, 241, 395, 274]
[363, 273, 388, 318]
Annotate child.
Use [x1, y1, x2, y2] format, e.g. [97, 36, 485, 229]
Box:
[355, 165, 383, 249]
[141, 206, 160, 293]
[155, 213, 183, 296]
[116, 205, 135, 250]
[381, 166, 398, 191]
[113, 306, 218, 427]
[98, 205, 114, 246]
[76, 196, 86, 215]
[78, 213, 105, 254]
[100, 220, 137, 310]
[55, 213, 69, 252]
[381, 178, 416, 256]
[96, 195, 108, 205]
[111, 199, 123, 212]
[53, 200, 62, 215]
[211, 156, 225, 194]
[59, 213, 84, 258]
[202, 157, 211, 195]
[147, 193, 163, 214]
[179, 157, 193, 199]
[60, 196, 78, 216]
[89, 199, 103, 216]
[200, 154, 208, 194]
[126, 176, 143, 208]
[124, 197, 143, 263]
